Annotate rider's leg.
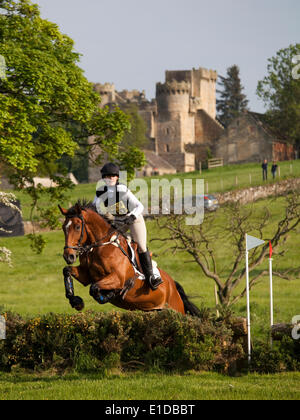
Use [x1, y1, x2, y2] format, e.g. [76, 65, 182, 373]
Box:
[130, 216, 163, 291]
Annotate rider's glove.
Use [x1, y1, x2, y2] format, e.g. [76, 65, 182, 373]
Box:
[114, 214, 136, 225]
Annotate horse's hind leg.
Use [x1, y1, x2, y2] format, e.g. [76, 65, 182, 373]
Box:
[63, 266, 85, 311]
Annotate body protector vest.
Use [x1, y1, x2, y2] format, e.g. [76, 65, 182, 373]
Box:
[93, 183, 144, 218]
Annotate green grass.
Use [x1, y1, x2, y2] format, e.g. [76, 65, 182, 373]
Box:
[6, 160, 300, 221]
[1, 195, 300, 329]
[1, 163, 300, 400]
[0, 371, 300, 400]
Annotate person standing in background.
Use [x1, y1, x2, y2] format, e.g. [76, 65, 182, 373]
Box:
[271, 161, 278, 179]
[262, 159, 268, 181]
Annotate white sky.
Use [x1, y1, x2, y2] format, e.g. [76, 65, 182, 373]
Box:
[34, 0, 300, 112]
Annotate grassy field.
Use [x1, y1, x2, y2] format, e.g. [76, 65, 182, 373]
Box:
[1, 371, 300, 400]
[1, 162, 300, 400]
[7, 159, 300, 221]
[1, 196, 300, 326]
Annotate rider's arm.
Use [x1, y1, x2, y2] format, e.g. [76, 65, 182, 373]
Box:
[123, 188, 144, 219]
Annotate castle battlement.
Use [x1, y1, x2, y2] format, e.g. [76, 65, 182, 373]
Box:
[156, 80, 191, 96]
[94, 83, 115, 94]
[197, 67, 217, 81]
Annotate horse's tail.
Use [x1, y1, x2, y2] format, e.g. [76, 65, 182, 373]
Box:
[175, 281, 201, 317]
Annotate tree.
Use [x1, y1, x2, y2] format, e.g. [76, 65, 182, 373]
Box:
[0, 191, 21, 265]
[120, 104, 149, 150]
[154, 192, 300, 307]
[0, 0, 144, 248]
[217, 65, 249, 127]
[257, 44, 300, 146]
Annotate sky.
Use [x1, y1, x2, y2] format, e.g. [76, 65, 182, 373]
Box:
[34, 0, 300, 113]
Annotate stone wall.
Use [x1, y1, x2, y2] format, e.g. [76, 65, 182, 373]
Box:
[216, 178, 300, 205]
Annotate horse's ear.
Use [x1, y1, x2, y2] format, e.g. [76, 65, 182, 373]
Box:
[58, 205, 68, 216]
[75, 203, 82, 215]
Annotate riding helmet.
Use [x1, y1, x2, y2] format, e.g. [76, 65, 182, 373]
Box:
[101, 162, 120, 178]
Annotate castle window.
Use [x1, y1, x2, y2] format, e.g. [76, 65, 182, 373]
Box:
[165, 145, 170, 152]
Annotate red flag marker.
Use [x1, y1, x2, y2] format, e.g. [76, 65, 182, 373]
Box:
[269, 241, 273, 258]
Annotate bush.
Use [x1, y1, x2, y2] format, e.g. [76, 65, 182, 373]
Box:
[251, 337, 300, 374]
[0, 309, 245, 374]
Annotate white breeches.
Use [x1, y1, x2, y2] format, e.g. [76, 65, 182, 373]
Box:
[121, 215, 147, 253]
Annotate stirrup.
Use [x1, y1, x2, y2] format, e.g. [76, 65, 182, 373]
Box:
[148, 275, 163, 291]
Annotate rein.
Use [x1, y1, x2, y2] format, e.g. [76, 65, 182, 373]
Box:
[64, 213, 128, 257]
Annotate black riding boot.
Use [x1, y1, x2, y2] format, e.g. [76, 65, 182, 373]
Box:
[139, 250, 163, 291]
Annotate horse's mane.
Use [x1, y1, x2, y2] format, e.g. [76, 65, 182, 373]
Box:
[66, 199, 97, 217]
[66, 199, 112, 226]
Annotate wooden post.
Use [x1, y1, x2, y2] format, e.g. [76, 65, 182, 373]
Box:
[290, 163, 293, 174]
[206, 182, 209, 194]
[249, 174, 252, 185]
[199, 161, 202, 175]
[278, 166, 281, 177]
[214, 284, 220, 318]
[235, 176, 238, 187]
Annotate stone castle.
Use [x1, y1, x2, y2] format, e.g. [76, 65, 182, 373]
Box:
[90, 66, 224, 180]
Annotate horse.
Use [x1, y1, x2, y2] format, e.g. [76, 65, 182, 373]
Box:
[59, 200, 200, 317]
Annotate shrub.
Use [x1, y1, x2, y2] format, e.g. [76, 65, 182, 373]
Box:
[0, 309, 245, 374]
[251, 337, 300, 374]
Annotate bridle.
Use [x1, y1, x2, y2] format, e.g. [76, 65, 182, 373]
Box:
[64, 214, 88, 255]
[64, 213, 117, 256]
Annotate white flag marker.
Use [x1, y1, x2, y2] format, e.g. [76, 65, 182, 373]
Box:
[246, 234, 265, 252]
[245, 234, 265, 365]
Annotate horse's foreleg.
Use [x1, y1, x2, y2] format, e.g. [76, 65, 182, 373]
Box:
[63, 266, 90, 311]
[89, 272, 121, 305]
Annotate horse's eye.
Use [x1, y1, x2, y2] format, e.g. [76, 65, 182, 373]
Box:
[75, 225, 81, 231]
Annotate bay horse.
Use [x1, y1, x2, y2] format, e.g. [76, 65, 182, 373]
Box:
[59, 200, 200, 317]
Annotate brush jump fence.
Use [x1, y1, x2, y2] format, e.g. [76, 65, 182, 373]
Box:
[0, 310, 250, 375]
[1, 310, 300, 374]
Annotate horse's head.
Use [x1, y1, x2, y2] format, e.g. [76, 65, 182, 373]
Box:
[59, 203, 88, 265]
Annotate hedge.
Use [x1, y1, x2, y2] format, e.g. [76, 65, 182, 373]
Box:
[1, 310, 299, 375]
[0, 309, 246, 374]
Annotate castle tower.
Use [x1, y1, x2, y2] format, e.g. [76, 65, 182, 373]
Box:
[94, 83, 116, 107]
[165, 67, 217, 119]
[156, 80, 195, 172]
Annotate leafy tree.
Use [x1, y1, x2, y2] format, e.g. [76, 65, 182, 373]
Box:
[217, 65, 249, 127]
[120, 104, 149, 150]
[0, 0, 144, 250]
[257, 44, 300, 146]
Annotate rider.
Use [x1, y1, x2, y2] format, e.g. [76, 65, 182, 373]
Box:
[93, 162, 163, 291]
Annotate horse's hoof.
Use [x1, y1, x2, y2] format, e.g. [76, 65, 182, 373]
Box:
[70, 296, 84, 311]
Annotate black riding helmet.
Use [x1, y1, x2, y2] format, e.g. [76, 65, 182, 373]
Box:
[101, 162, 120, 178]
